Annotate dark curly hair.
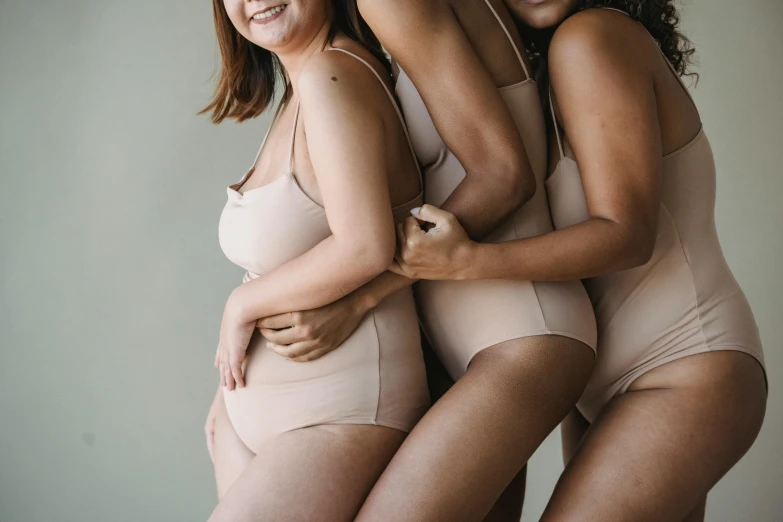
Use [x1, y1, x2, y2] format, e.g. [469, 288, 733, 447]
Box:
[522, 0, 697, 79]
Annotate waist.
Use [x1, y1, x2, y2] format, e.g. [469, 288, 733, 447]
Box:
[242, 286, 420, 386]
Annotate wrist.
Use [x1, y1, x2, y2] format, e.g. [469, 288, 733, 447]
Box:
[353, 285, 379, 313]
[228, 285, 255, 324]
[455, 241, 482, 280]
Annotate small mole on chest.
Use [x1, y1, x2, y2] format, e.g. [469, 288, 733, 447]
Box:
[331, 76, 337, 82]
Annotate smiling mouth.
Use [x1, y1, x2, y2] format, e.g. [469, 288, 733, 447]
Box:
[251, 4, 288, 21]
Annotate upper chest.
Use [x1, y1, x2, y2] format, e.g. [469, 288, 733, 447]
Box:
[239, 104, 320, 201]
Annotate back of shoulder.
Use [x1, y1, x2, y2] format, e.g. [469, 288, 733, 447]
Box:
[297, 49, 381, 106]
[549, 9, 652, 68]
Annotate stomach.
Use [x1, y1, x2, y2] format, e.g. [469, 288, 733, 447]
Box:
[222, 287, 428, 452]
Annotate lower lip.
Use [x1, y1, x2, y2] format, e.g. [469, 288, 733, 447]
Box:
[251, 6, 286, 24]
[520, 0, 549, 5]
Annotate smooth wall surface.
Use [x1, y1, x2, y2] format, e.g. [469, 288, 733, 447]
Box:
[0, 1, 780, 521]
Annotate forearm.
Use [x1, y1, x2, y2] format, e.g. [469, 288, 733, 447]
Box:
[463, 218, 649, 282]
[233, 236, 388, 322]
[355, 270, 417, 310]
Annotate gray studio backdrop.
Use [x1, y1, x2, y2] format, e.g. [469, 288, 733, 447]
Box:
[0, 1, 780, 521]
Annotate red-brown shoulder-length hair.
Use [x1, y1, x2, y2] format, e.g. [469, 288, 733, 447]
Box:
[201, 1, 388, 123]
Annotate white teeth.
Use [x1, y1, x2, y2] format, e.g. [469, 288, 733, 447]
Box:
[253, 5, 286, 20]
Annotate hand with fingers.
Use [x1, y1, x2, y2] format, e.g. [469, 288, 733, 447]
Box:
[215, 295, 257, 391]
[256, 292, 373, 362]
[391, 204, 476, 281]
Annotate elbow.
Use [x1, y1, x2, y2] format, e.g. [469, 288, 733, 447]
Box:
[365, 245, 395, 276]
[496, 154, 537, 212]
[514, 171, 537, 208]
[350, 234, 396, 279]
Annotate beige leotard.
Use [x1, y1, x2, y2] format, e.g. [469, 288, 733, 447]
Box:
[395, 0, 597, 379]
[546, 9, 766, 422]
[217, 48, 430, 453]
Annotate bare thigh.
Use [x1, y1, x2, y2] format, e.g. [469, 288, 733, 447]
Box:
[355, 335, 595, 522]
[212, 394, 254, 498]
[208, 424, 406, 522]
[542, 351, 767, 522]
[560, 408, 708, 522]
[423, 336, 528, 522]
[484, 466, 527, 522]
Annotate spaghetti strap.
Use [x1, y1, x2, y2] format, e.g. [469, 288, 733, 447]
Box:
[481, 0, 530, 80]
[288, 100, 301, 174]
[657, 46, 698, 111]
[252, 101, 285, 169]
[235, 100, 286, 189]
[549, 88, 565, 159]
[325, 47, 423, 183]
[599, 7, 698, 112]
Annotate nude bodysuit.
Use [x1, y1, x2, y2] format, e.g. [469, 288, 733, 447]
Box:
[546, 10, 766, 422]
[218, 48, 430, 453]
[395, 0, 597, 380]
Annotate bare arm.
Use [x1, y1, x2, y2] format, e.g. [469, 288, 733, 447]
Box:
[257, 0, 543, 356]
[230, 53, 397, 322]
[396, 12, 663, 282]
[360, 0, 535, 239]
[341, 0, 538, 306]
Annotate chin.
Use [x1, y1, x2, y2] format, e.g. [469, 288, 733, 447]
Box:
[505, 0, 572, 30]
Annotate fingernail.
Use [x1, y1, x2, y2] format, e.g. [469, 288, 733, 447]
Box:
[410, 207, 421, 216]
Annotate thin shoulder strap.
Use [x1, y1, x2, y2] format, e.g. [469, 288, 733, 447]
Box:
[548, 87, 565, 160]
[325, 47, 423, 182]
[482, 0, 530, 80]
[252, 100, 285, 169]
[600, 7, 697, 110]
[657, 43, 697, 110]
[235, 100, 286, 187]
[287, 100, 301, 173]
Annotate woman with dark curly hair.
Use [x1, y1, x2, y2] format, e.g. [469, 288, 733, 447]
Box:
[388, 0, 768, 520]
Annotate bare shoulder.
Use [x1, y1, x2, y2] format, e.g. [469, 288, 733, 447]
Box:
[549, 9, 656, 77]
[297, 48, 386, 113]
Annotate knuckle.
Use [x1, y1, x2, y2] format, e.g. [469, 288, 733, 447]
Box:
[301, 324, 315, 339]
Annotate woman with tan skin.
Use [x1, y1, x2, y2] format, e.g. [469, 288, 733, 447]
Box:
[217, 0, 600, 520]
[387, 1, 767, 520]
[201, 0, 434, 520]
